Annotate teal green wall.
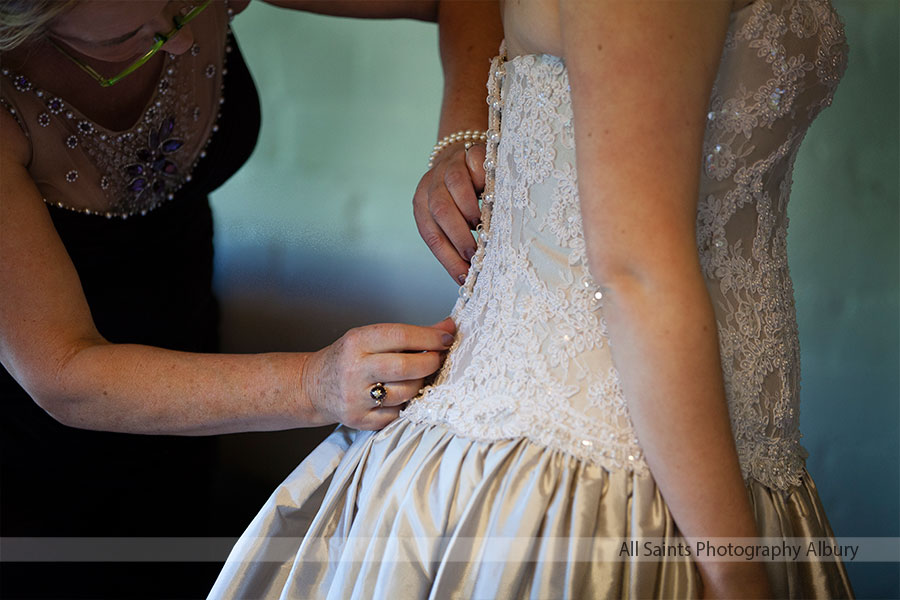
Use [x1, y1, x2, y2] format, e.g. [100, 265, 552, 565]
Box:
[213, 7, 454, 355]
[788, 2, 899, 595]
[211, 3, 899, 597]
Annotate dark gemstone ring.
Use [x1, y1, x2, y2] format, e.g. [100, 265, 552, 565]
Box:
[369, 383, 387, 407]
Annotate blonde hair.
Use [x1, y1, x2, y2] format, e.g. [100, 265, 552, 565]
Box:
[0, 1, 75, 51]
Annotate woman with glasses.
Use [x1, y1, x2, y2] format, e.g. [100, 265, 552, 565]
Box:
[0, 0, 500, 597]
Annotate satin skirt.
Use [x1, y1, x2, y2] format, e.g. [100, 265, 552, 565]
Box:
[208, 419, 854, 599]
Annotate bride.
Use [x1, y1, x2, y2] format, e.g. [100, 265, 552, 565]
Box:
[211, 0, 853, 597]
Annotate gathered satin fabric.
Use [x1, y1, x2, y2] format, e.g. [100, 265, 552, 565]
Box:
[209, 421, 852, 599]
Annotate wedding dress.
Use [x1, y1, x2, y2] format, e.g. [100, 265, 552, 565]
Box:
[210, 1, 854, 597]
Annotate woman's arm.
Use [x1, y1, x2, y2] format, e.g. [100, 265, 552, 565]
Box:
[258, 1, 503, 284]
[558, 1, 770, 598]
[0, 111, 453, 437]
[413, 1, 504, 284]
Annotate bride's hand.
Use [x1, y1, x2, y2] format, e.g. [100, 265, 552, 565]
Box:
[302, 318, 456, 430]
[413, 143, 487, 285]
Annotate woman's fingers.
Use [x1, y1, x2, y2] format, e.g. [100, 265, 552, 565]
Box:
[354, 323, 454, 354]
[441, 147, 482, 227]
[354, 405, 403, 431]
[430, 316, 457, 336]
[414, 205, 470, 284]
[365, 351, 443, 383]
[413, 180, 470, 284]
[365, 379, 426, 409]
[413, 144, 485, 284]
[355, 377, 428, 430]
[427, 184, 476, 268]
[464, 143, 487, 190]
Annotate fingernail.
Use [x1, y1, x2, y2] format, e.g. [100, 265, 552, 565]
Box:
[463, 248, 475, 261]
[441, 333, 455, 346]
[457, 273, 467, 285]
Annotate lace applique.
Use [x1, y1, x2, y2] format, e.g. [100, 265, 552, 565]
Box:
[404, 0, 848, 490]
[403, 52, 643, 473]
[502, 54, 571, 215]
[543, 163, 586, 266]
[697, 0, 848, 488]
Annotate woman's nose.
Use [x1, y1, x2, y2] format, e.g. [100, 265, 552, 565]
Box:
[157, 3, 196, 56]
[160, 24, 194, 55]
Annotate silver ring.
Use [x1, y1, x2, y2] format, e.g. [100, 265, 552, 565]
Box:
[369, 382, 387, 407]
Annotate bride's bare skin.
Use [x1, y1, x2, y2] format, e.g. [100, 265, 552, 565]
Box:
[494, 0, 773, 597]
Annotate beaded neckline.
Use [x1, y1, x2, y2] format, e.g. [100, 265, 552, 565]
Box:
[0, 7, 234, 219]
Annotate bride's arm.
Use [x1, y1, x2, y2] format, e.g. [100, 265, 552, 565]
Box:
[559, 1, 771, 598]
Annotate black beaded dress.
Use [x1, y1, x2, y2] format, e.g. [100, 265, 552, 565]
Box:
[0, 3, 260, 597]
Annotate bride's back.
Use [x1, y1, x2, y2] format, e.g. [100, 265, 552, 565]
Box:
[500, 0, 760, 59]
[402, 0, 849, 491]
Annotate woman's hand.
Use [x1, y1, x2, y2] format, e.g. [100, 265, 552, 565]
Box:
[302, 317, 456, 430]
[413, 144, 487, 284]
[409, 0, 502, 283]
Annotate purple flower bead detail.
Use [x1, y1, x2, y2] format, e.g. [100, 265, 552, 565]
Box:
[47, 97, 64, 114]
[125, 116, 184, 202]
[13, 75, 31, 92]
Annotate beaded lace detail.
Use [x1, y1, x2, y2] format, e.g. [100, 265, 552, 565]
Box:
[0, 3, 232, 218]
[402, 0, 848, 490]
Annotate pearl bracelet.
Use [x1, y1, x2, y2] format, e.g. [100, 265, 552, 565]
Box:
[427, 130, 488, 169]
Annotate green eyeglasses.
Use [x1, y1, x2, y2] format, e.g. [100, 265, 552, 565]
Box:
[49, 0, 212, 88]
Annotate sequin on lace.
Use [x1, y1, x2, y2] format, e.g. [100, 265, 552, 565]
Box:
[402, 0, 848, 490]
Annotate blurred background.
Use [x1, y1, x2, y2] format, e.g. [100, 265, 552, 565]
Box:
[211, 2, 898, 597]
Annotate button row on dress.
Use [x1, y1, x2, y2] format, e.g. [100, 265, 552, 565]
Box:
[458, 53, 506, 302]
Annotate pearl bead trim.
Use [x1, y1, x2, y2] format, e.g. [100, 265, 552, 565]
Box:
[456, 47, 506, 303]
[427, 130, 487, 169]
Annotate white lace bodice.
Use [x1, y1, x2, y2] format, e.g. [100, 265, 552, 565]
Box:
[402, 0, 848, 490]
